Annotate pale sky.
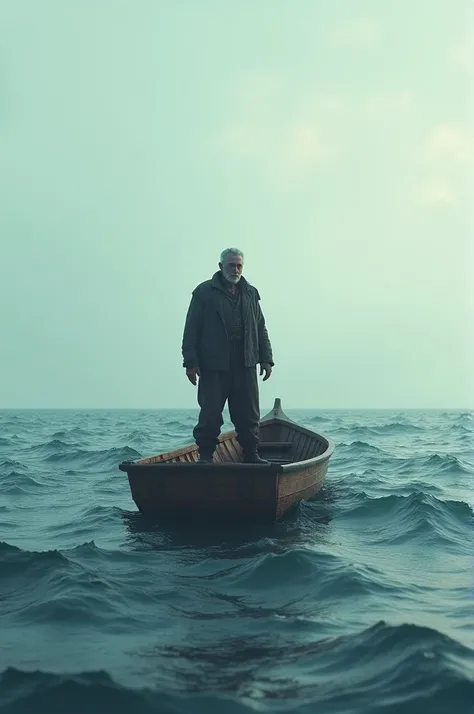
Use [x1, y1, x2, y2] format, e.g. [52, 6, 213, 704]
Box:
[1, 0, 472, 409]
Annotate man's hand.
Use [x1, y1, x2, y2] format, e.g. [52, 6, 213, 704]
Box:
[259, 363, 272, 381]
[185, 366, 200, 385]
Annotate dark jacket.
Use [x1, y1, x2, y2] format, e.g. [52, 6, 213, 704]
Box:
[182, 271, 274, 371]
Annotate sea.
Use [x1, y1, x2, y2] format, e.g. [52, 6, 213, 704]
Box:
[0, 407, 473, 714]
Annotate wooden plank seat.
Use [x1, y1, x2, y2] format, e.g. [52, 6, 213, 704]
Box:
[258, 441, 293, 451]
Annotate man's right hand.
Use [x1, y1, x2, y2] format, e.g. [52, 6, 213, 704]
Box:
[185, 366, 200, 385]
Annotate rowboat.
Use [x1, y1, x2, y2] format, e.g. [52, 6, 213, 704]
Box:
[119, 398, 335, 522]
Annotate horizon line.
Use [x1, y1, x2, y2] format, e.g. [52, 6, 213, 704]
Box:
[0, 406, 471, 412]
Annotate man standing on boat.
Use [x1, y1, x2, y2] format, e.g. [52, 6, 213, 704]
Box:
[181, 248, 274, 464]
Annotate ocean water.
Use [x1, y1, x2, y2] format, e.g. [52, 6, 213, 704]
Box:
[0, 406, 473, 714]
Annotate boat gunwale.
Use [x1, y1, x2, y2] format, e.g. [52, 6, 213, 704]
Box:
[119, 461, 282, 471]
[119, 422, 334, 473]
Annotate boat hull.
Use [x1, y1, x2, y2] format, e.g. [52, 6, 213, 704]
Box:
[276, 459, 330, 519]
[125, 464, 279, 521]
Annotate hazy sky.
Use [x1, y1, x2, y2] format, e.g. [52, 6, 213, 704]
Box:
[1, 1, 472, 409]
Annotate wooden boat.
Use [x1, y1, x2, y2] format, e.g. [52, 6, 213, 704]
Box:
[119, 398, 335, 522]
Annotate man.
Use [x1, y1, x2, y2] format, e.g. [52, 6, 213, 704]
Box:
[181, 248, 274, 464]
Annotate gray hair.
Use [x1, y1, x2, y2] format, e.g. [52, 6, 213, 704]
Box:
[220, 247, 244, 263]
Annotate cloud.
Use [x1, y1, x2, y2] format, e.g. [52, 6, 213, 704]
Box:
[332, 18, 381, 49]
[449, 41, 474, 72]
[362, 92, 415, 122]
[408, 122, 473, 210]
[214, 120, 335, 183]
[425, 123, 473, 163]
[273, 123, 336, 180]
[413, 177, 457, 206]
[212, 67, 423, 191]
[212, 72, 339, 183]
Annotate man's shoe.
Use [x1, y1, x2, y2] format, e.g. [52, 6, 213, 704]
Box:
[198, 452, 214, 463]
[243, 451, 269, 465]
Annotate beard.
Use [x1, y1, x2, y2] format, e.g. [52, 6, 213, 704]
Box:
[223, 269, 241, 284]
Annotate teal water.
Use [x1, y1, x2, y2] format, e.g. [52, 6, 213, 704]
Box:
[0, 408, 473, 713]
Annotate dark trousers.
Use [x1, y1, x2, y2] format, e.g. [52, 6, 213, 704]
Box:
[193, 366, 260, 455]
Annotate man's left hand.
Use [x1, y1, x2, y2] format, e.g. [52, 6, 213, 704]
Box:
[259, 363, 272, 381]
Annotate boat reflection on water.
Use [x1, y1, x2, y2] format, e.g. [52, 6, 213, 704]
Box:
[121, 490, 334, 555]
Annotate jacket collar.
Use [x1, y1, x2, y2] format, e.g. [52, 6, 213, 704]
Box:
[211, 270, 248, 293]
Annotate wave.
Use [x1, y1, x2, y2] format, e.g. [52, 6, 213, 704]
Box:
[44, 506, 125, 539]
[162, 419, 196, 429]
[0, 459, 28, 472]
[175, 546, 401, 604]
[1, 624, 473, 714]
[446, 412, 472, 425]
[51, 427, 91, 440]
[28, 439, 79, 456]
[142, 622, 474, 709]
[449, 423, 473, 436]
[4, 622, 470, 713]
[398, 453, 474, 476]
[82, 446, 142, 468]
[1, 416, 22, 426]
[0, 539, 400, 630]
[335, 422, 423, 437]
[0, 540, 143, 574]
[0, 542, 70, 607]
[347, 469, 447, 497]
[335, 444, 473, 479]
[370, 421, 424, 434]
[340, 491, 473, 549]
[123, 430, 151, 446]
[305, 415, 331, 424]
[0, 541, 119, 625]
[23, 444, 142, 468]
[0, 668, 178, 714]
[195, 547, 340, 589]
[0, 472, 46, 496]
[0, 541, 177, 629]
[335, 441, 388, 457]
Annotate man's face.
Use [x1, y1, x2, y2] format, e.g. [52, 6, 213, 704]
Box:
[220, 254, 243, 284]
